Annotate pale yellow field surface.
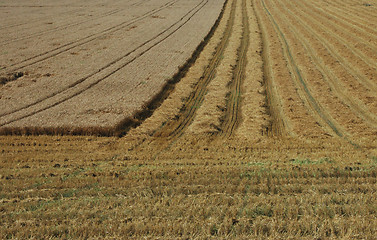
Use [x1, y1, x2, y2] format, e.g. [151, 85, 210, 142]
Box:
[0, 0, 224, 132]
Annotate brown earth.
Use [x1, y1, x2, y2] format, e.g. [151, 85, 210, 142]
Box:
[1, 0, 377, 238]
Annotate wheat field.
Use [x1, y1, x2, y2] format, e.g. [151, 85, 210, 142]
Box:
[1, 0, 377, 238]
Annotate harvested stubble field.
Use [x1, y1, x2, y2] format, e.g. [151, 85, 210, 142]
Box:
[1, 0, 377, 238]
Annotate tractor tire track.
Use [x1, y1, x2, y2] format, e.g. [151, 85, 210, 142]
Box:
[274, 0, 377, 111]
[300, 0, 377, 49]
[282, 0, 376, 78]
[259, 0, 346, 138]
[266, 0, 377, 129]
[152, 0, 237, 140]
[0, 8, 127, 46]
[132, 0, 153, 6]
[326, 0, 377, 19]
[234, 0, 269, 139]
[0, 0, 209, 128]
[123, 0, 229, 152]
[0, 0, 144, 31]
[219, 0, 249, 138]
[0, 0, 178, 119]
[254, 0, 290, 137]
[279, 0, 377, 94]
[291, 0, 377, 67]
[307, 0, 377, 41]
[0, 8, 83, 30]
[0, 0, 178, 73]
[309, 1, 377, 36]
[320, 0, 377, 18]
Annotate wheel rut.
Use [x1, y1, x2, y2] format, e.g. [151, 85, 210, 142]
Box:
[0, 8, 126, 46]
[0, 8, 83, 31]
[0, 0, 155, 44]
[309, 0, 377, 36]
[254, 0, 289, 137]
[218, 0, 249, 138]
[0, 0, 178, 74]
[269, 0, 377, 129]
[279, 0, 377, 92]
[259, 0, 346, 138]
[321, 0, 377, 24]
[292, 0, 377, 68]
[152, 0, 237, 140]
[0, 0, 209, 128]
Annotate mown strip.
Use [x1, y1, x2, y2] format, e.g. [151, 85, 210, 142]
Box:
[260, 0, 344, 138]
[294, 0, 377, 68]
[270, 0, 377, 129]
[253, 0, 289, 137]
[152, 0, 237, 139]
[219, 0, 249, 138]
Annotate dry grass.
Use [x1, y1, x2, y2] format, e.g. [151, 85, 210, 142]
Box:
[124, 0, 230, 143]
[235, 0, 267, 140]
[188, 0, 242, 134]
[1, 136, 377, 239]
[1, 0, 377, 238]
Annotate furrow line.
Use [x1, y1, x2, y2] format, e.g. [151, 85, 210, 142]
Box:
[325, 0, 377, 19]
[219, 0, 249, 138]
[292, 0, 377, 66]
[0, 0, 143, 31]
[131, 0, 153, 6]
[234, 0, 268, 139]
[259, 0, 346, 138]
[303, 1, 377, 47]
[0, 0, 178, 119]
[267, 0, 377, 129]
[282, 0, 376, 73]
[279, 0, 377, 93]
[123, 0, 229, 150]
[152, 0, 237, 139]
[0, 0, 209, 128]
[0, 0, 178, 74]
[0, 8, 127, 46]
[0, 8, 83, 30]
[253, 0, 290, 137]
[309, 1, 377, 36]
